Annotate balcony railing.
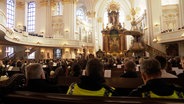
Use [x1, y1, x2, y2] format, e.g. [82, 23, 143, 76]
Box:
[157, 30, 184, 43]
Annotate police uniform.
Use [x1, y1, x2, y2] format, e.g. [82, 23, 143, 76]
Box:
[129, 78, 184, 98]
[67, 76, 114, 96]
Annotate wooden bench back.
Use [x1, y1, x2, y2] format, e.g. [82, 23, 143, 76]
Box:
[57, 77, 144, 88]
[4, 91, 184, 104]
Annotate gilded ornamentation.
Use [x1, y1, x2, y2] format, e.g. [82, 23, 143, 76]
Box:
[102, 1, 126, 54]
[86, 11, 96, 18]
[62, 0, 78, 3]
[39, 0, 49, 6]
[107, 0, 120, 12]
[123, 31, 143, 37]
[162, 5, 179, 31]
[97, 17, 102, 23]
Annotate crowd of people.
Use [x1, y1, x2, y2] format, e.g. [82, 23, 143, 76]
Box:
[0, 55, 184, 99]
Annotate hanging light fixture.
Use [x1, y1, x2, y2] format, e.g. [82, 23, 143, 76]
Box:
[25, 49, 30, 53]
[153, 38, 158, 43]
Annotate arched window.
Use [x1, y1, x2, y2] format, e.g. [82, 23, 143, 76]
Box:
[6, 0, 15, 28]
[53, 2, 63, 16]
[57, 2, 63, 15]
[27, 1, 36, 32]
[76, 8, 85, 20]
[54, 48, 61, 59]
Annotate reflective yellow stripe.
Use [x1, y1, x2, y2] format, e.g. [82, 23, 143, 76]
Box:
[142, 91, 181, 98]
[67, 83, 112, 96]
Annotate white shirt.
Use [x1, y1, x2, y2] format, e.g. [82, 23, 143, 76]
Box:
[161, 70, 178, 78]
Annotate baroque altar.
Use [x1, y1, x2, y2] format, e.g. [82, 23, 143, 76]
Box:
[101, 1, 126, 55]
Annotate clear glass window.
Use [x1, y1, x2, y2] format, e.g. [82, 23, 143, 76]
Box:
[6, 0, 15, 28]
[27, 1, 36, 32]
[161, 0, 179, 5]
[76, 8, 85, 20]
[6, 47, 14, 57]
[28, 52, 35, 59]
[53, 2, 63, 16]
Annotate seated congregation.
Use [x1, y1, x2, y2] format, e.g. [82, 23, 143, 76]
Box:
[0, 55, 184, 103]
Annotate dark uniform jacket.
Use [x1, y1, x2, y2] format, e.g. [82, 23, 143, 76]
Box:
[27, 79, 61, 93]
[129, 78, 184, 98]
[178, 71, 184, 80]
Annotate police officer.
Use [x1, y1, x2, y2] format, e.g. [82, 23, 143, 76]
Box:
[67, 58, 115, 96]
[129, 58, 184, 98]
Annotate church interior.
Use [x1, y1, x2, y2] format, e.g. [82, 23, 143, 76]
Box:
[0, 0, 184, 103]
[0, 0, 184, 60]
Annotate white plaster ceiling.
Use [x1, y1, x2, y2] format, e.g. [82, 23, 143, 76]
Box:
[77, 0, 146, 19]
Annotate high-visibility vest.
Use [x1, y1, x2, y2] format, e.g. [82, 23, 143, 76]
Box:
[142, 91, 184, 98]
[67, 83, 113, 97]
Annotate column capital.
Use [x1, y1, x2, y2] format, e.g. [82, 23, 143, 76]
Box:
[38, 0, 50, 6]
[0, 0, 6, 3]
[62, 0, 78, 4]
[16, 1, 25, 9]
[86, 11, 96, 18]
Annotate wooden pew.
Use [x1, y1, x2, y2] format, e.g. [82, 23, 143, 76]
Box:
[3, 91, 184, 104]
[57, 77, 184, 88]
[56, 77, 184, 96]
[111, 70, 123, 77]
[57, 77, 144, 95]
[105, 78, 143, 88]
[57, 77, 143, 88]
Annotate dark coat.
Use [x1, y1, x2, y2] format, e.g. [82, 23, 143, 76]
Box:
[120, 71, 138, 78]
[129, 78, 184, 98]
[178, 71, 184, 80]
[27, 79, 61, 93]
[77, 76, 106, 91]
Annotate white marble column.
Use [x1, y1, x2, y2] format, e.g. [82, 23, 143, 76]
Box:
[146, 0, 160, 43]
[91, 12, 97, 52]
[63, 0, 77, 40]
[35, 1, 52, 38]
[145, 0, 165, 53]
[179, 0, 184, 27]
[46, 0, 52, 38]
[146, 0, 162, 46]
[145, 0, 153, 46]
